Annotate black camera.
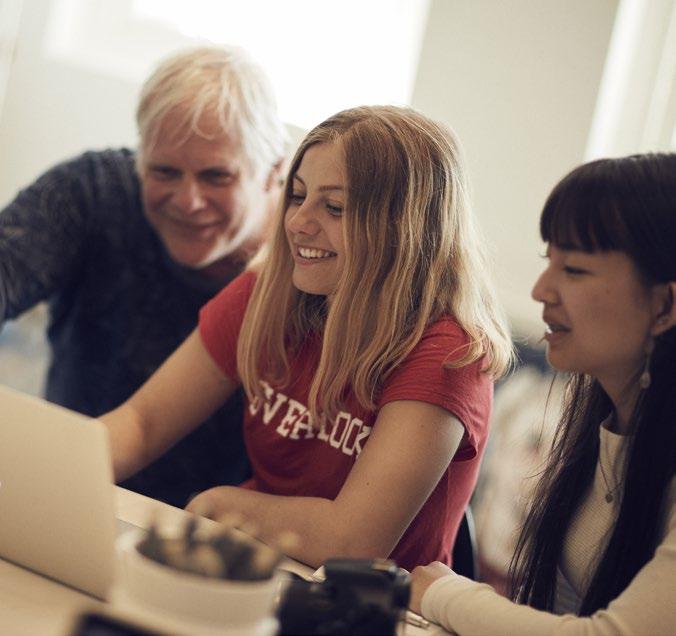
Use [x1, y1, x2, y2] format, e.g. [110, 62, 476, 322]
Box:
[277, 558, 410, 636]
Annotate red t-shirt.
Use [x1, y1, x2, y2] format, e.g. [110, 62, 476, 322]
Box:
[199, 272, 492, 570]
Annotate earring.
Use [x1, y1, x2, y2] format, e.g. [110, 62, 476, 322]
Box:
[639, 338, 655, 389]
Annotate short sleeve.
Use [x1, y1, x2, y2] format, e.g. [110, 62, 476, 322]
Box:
[198, 271, 257, 382]
[379, 319, 492, 460]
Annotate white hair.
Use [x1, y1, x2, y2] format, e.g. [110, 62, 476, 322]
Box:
[136, 46, 287, 176]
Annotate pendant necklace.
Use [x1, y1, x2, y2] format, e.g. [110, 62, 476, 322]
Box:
[598, 436, 621, 503]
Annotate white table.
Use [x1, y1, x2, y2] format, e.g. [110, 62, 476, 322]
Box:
[0, 487, 444, 635]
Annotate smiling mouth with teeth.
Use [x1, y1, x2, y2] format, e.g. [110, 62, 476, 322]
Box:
[546, 324, 571, 334]
[297, 246, 336, 259]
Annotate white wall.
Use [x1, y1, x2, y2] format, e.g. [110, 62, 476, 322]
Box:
[411, 0, 618, 336]
[586, 0, 676, 158]
[0, 0, 620, 340]
[0, 1, 138, 200]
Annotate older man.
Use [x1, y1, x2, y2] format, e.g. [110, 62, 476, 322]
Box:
[0, 46, 287, 507]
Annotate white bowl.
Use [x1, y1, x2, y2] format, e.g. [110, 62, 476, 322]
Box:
[116, 530, 281, 634]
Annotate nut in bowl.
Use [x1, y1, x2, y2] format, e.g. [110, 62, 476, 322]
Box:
[115, 519, 284, 636]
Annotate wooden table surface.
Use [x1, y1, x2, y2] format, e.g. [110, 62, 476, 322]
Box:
[0, 486, 443, 635]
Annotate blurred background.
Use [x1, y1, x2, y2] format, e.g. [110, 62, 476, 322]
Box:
[0, 0, 675, 587]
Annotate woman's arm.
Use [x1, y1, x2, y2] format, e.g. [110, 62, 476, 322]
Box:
[409, 506, 676, 635]
[102, 329, 238, 481]
[187, 399, 464, 567]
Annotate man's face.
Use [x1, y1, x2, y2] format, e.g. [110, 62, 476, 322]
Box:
[139, 109, 275, 275]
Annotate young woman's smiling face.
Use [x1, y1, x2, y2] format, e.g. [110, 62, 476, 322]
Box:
[531, 245, 661, 391]
[285, 142, 346, 297]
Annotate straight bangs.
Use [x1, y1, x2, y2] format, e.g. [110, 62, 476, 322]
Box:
[540, 163, 633, 253]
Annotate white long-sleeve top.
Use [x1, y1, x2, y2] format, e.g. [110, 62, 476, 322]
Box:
[422, 424, 676, 635]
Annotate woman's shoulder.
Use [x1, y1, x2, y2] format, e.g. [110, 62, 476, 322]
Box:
[413, 316, 475, 361]
[392, 316, 487, 380]
[214, 269, 258, 299]
[201, 270, 258, 321]
[422, 316, 468, 340]
[198, 270, 259, 377]
[229, 269, 258, 292]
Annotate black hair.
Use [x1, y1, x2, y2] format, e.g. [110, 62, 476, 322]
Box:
[510, 153, 676, 614]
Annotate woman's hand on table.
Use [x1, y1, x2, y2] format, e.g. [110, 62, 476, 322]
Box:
[409, 561, 455, 614]
[185, 486, 238, 518]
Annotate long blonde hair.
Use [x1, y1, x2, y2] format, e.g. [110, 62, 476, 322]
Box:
[238, 106, 512, 421]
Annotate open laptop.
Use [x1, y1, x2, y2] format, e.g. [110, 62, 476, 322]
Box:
[0, 383, 122, 599]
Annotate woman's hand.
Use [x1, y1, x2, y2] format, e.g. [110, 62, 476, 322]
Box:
[185, 486, 237, 517]
[409, 561, 455, 614]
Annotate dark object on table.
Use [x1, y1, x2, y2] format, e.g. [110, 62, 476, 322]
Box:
[69, 611, 167, 636]
[278, 558, 409, 635]
[135, 514, 284, 581]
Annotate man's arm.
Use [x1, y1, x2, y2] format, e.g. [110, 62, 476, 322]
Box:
[0, 155, 97, 321]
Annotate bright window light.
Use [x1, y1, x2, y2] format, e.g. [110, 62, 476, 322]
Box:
[45, 0, 430, 130]
[132, 0, 431, 129]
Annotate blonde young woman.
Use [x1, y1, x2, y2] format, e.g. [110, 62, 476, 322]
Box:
[104, 106, 512, 570]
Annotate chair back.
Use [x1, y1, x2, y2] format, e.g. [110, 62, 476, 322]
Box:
[451, 507, 478, 580]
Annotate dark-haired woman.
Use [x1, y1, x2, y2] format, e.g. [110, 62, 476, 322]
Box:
[410, 153, 676, 634]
